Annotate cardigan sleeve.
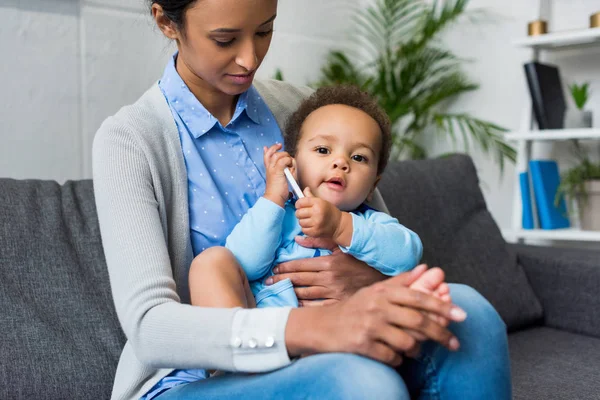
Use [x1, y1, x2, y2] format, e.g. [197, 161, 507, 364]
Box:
[92, 114, 293, 373]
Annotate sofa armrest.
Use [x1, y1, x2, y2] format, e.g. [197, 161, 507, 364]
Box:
[508, 243, 600, 338]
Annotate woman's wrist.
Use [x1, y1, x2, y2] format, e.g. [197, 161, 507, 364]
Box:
[285, 307, 329, 357]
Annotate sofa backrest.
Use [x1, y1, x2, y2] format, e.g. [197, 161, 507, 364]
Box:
[0, 155, 543, 399]
[378, 155, 543, 331]
[0, 179, 124, 400]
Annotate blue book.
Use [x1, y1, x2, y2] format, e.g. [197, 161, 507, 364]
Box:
[519, 172, 534, 229]
[529, 160, 570, 229]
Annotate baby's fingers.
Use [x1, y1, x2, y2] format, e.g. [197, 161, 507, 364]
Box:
[263, 143, 282, 162]
[295, 207, 313, 220]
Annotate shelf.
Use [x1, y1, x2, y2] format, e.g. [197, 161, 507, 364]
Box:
[505, 128, 600, 141]
[503, 228, 600, 242]
[514, 27, 600, 50]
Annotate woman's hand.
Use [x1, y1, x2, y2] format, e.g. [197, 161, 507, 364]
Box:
[267, 236, 386, 306]
[263, 143, 293, 208]
[285, 267, 467, 367]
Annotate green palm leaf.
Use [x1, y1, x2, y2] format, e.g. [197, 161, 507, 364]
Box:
[310, 0, 515, 169]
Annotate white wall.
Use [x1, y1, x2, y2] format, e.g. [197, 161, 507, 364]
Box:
[0, 0, 359, 181]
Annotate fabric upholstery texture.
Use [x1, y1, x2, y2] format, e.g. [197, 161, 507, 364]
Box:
[0, 179, 124, 400]
[511, 243, 600, 338]
[378, 155, 543, 330]
[509, 327, 600, 400]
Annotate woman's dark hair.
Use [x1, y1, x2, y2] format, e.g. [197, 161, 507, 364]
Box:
[147, 0, 198, 32]
[285, 85, 392, 175]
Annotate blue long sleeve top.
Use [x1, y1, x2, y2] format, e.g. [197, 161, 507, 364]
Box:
[225, 197, 423, 307]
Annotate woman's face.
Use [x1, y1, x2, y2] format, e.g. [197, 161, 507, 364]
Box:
[159, 0, 278, 96]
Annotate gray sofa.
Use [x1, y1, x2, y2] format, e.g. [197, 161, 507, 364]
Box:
[1, 155, 599, 399]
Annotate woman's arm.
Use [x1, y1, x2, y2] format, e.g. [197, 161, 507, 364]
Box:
[93, 118, 292, 372]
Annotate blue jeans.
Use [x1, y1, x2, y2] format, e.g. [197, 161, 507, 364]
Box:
[156, 284, 511, 400]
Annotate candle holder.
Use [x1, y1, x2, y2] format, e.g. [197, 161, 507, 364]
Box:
[591, 12, 600, 28]
[528, 20, 548, 36]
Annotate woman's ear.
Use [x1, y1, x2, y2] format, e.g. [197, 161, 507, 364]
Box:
[152, 4, 180, 41]
[367, 176, 382, 202]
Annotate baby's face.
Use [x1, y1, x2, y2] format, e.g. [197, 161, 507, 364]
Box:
[294, 104, 382, 211]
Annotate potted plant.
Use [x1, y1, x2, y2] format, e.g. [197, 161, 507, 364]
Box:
[557, 142, 600, 230]
[565, 82, 593, 128]
[311, 0, 515, 169]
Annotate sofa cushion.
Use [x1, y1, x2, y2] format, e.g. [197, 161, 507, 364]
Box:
[509, 327, 600, 400]
[0, 179, 124, 400]
[378, 155, 542, 330]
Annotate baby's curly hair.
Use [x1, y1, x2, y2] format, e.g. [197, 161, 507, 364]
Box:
[284, 85, 392, 175]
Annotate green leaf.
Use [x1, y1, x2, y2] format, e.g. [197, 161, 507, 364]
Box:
[568, 82, 590, 110]
[272, 68, 284, 81]
[311, 0, 515, 173]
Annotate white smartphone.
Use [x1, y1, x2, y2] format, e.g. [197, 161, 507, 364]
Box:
[284, 167, 304, 199]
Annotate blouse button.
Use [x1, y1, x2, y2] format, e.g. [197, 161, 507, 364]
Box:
[265, 336, 275, 348]
[248, 338, 258, 349]
[231, 337, 242, 348]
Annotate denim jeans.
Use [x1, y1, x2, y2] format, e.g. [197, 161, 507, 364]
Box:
[156, 284, 511, 400]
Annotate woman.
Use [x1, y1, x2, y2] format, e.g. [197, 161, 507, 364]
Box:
[92, 0, 512, 399]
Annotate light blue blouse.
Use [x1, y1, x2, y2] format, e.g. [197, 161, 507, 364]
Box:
[142, 53, 284, 399]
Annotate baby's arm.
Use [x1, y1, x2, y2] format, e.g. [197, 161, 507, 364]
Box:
[338, 209, 423, 276]
[226, 143, 293, 281]
[225, 198, 284, 281]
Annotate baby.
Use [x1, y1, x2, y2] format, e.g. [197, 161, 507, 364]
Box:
[189, 85, 450, 311]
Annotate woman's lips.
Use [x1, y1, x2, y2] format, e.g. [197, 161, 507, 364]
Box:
[226, 71, 255, 85]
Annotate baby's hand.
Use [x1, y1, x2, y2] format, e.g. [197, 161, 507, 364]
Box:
[263, 144, 294, 208]
[295, 187, 345, 240]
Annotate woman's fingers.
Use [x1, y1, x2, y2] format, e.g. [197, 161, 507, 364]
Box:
[294, 285, 329, 300]
[382, 284, 467, 322]
[383, 302, 459, 351]
[299, 299, 338, 307]
[375, 324, 420, 356]
[368, 341, 404, 367]
[268, 271, 319, 286]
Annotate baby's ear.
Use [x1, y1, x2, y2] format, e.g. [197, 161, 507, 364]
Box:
[290, 159, 298, 179]
[367, 176, 382, 202]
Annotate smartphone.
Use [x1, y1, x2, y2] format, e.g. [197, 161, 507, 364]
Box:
[284, 168, 304, 199]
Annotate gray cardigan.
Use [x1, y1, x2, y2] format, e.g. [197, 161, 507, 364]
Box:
[92, 79, 388, 400]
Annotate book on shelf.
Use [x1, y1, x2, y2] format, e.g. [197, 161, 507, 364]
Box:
[523, 160, 571, 229]
[519, 171, 535, 229]
[523, 62, 567, 130]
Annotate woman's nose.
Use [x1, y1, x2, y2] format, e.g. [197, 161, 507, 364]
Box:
[235, 40, 258, 72]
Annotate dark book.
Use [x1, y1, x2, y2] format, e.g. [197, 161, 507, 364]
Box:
[523, 62, 567, 130]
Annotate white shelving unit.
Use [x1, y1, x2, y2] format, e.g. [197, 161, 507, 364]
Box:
[505, 128, 600, 141]
[505, 23, 600, 244]
[514, 27, 600, 50]
[507, 228, 600, 242]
